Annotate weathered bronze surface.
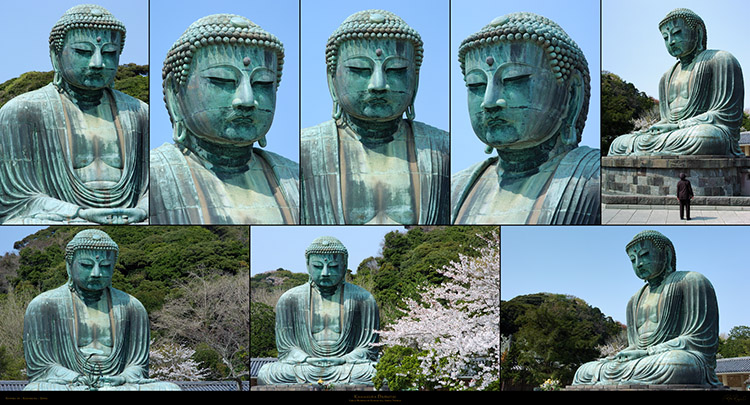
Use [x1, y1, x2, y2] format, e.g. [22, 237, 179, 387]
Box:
[0, 4, 149, 225]
[150, 14, 299, 224]
[23, 229, 180, 391]
[451, 13, 600, 224]
[301, 10, 449, 225]
[258, 236, 379, 385]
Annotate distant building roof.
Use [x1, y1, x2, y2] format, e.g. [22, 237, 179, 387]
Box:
[251, 358, 277, 378]
[716, 357, 750, 374]
[740, 132, 750, 145]
[0, 381, 249, 391]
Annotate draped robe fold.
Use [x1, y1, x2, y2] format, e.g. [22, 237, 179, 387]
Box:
[149, 142, 299, 224]
[0, 83, 149, 224]
[572, 271, 721, 386]
[258, 282, 379, 385]
[301, 119, 449, 225]
[608, 49, 744, 156]
[23, 285, 180, 391]
[451, 146, 600, 224]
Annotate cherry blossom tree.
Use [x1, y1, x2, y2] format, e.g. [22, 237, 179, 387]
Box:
[376, 230, 499, 390]
[149, 339, 211, 381]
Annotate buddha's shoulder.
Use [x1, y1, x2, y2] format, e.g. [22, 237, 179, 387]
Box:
[412, 120, 448, 139]
[255, 148, 299, 171]
[301, 120, 337, 141]
[27, 285, 69, 307]
[0, 84, 57, 114]
[110, 88, 148, 112]
[672, 270, 713, 284]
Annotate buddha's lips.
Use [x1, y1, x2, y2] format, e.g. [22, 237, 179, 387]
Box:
[363, 96, 390, 105]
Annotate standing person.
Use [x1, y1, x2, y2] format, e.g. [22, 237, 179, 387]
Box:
[677, 173, 694, 220]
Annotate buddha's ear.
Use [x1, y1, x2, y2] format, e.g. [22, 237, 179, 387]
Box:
[696, 26, 706, 52]
[406, 73, 420, 121]
[561, 71, 584, 146]
[164, 81, 188, 144]
[49, 49, 62, 87]
[327, 70, 342, 120]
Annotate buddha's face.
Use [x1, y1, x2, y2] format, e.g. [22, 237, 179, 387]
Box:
[177, 44, 277, 145]
[57, 28, 121, 90]
[627, 240, 670, 282]
[69, 249, 115, 292]
[307, 253, 346, 289]
[660, 18, 699, 59]
[464, 41, 569, 150]
[332, 39, 417, 122]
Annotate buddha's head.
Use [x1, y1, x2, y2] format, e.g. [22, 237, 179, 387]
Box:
[458, 13, 589, 154]
[659, 8, 706, 60]
[626, 230, 676, 283]
[326, 10, 423, 123]
[305, 236, 348, 291]
[49, 4, 126, 91]
[163, 14, 284, 149]
[65, 229, 119, 293]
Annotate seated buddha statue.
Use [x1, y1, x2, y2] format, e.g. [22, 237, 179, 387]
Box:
[150, 14, 299, 224]
[572, 230, 722, 386]
[451, 13, 600, 224]
[23, 229, 180, 391]
[0, 4, 149, 225]
[258, 236, 379, 385]
[301, 10, 450, 225]
[608, 8, 744, 157]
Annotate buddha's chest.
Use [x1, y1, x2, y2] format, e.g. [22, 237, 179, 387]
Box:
[189, 157, 286, 224]
[667, 68, 692, 107]
[339, 138, 417, 224]
[635, 290, 661, 332]
[310, 293, 342, 343]
[75, 300, 114, 359]
[68, 102, 123, 185]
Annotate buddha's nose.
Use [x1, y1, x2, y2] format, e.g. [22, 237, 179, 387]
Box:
[368, 67, 388, 92]
[481, 81, 506, 110]
[89, 50, 104, 69]
[233, 78, 256, 110]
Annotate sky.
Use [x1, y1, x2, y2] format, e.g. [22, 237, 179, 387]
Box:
[300, 0, 449, 139]
[450, 0, 601, 174]
[501, 225, 750, 336]
[0, 0, 148, 83]
[603, 0, 750, 110]
[250, 225, 404, 276]
[149, 0, 300, 162]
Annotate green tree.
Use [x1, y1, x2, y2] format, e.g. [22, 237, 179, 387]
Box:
[250, 302, 277, 358]
[719, 326, 750, 358]
[373, 345, 433, 391]
[601, 71, 657, 155]
[508, 293, 620, 386]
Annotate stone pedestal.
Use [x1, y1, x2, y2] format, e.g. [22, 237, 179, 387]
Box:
[251, 384, 375, 391]
[602, 155, 750, 205]
[565, 384, 730, 391]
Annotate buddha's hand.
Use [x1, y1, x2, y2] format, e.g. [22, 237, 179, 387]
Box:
[78, 208, 147, 224]
[647, 123, 679, 134]
[614, 349, 648, 362]
[98, 375, 127, 387]
[307, 357, 346, 367]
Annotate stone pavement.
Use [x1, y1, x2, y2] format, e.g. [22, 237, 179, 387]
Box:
[602, 205, 750, 225]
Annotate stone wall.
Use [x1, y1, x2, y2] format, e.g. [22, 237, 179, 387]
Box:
[602, 156, 750, 202]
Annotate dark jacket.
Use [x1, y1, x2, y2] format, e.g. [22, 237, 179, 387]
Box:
[677, 179, 694, 200]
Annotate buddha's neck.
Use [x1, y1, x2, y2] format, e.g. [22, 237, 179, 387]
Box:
[495, 134, 572, 180]
[340, 113, 402, 144]
[70, 284, 106, 304]
[182, 133, 255, 173]
[312, 281, 343, 298]
[678, 50, 699, 68]
[56, 80, 106, 110]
